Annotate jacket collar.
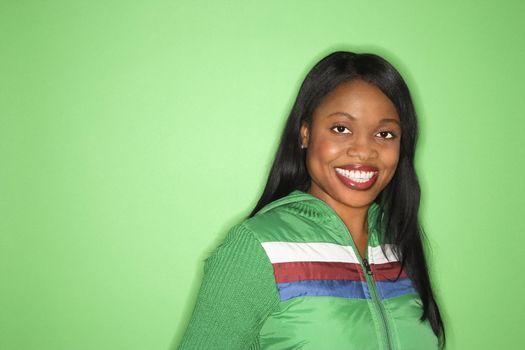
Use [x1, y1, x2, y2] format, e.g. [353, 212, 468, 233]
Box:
[256, 189, 381, 234]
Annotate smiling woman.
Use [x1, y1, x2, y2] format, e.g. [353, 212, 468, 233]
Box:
[178, 51, 446, 350]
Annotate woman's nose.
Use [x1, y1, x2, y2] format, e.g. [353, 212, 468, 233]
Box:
[346, 137, 378, 160]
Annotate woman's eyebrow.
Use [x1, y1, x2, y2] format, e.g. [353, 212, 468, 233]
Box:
[327, 112, 400, 126]
[380, 118, 401, 126]
[327, 112, 355, 119]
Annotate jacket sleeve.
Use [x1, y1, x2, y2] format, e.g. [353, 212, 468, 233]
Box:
[178, 223, 280, 349]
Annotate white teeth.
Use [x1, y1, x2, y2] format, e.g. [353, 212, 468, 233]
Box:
[335, 168, 377, 183]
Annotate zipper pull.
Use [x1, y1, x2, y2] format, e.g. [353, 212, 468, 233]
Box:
[362, 258, 372, 275]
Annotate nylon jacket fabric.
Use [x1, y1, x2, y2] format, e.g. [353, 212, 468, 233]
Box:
[246, 190, 437, 349]
[180, 189, 438, 349]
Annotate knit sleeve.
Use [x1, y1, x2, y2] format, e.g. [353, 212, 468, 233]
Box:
[178, 222, 280, 350]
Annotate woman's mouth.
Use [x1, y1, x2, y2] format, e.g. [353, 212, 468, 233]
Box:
[335, 166, 379, 190]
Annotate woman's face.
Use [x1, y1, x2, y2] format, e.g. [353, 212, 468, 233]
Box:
[300, 79, 401, 213]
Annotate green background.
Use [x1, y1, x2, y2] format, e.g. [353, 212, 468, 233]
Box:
[2, 1, 524, 349]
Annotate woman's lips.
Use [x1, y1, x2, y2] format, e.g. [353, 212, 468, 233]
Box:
[335, 165, 379, 190]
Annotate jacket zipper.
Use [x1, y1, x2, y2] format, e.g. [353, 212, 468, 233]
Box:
[294, 194, 395, 349]
[363, 257, 394, 350]
[333, 218, 394, 350]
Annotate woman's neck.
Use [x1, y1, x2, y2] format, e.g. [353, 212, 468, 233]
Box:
[332, 203, 369, 258]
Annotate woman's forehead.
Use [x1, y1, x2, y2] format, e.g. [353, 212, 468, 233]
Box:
[313, 80, 399, 123]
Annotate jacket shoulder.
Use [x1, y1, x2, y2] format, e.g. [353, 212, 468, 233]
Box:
[242, 191, 333, 243]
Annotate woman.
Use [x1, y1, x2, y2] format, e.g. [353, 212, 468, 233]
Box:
[179, 51, 446, 349]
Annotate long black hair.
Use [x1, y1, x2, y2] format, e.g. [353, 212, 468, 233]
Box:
[248, 51, 446, 348]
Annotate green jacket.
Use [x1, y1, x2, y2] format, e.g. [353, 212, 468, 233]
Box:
[179, 190, 438, 349]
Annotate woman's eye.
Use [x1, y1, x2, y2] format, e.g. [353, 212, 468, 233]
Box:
[376, 131, 395, 139]
[332, 125, 351, 134]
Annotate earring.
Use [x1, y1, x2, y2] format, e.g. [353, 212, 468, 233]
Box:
[300, 144, 307, 149]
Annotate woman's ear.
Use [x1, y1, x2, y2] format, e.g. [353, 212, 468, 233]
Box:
[300, 121, 310, 148]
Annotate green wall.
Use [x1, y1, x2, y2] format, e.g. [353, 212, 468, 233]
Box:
[2, 1, 524, 349]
